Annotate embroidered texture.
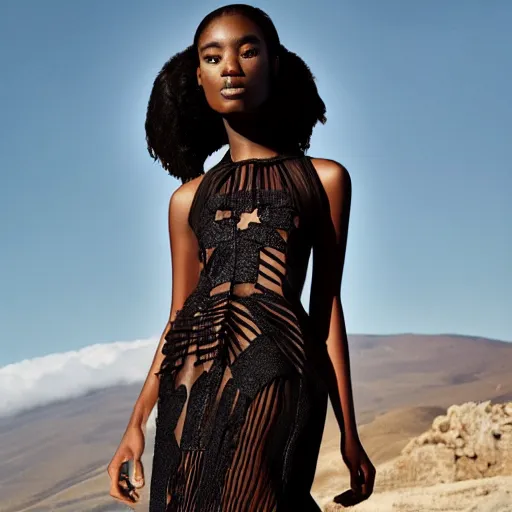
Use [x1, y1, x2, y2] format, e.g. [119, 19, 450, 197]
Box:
[149, 150, 328, 511]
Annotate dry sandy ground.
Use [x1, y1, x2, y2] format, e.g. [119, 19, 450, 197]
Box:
[12, 402, 512, 512]
[312, 407, 512, 511]
[323, 475, 512, 511]
[2, 334, 512, 511]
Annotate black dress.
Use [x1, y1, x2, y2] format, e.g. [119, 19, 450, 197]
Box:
[149, 150, 329, 511]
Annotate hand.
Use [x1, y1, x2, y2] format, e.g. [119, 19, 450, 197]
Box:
[340, 432, 376, 499]
[107, 424, 146, 508]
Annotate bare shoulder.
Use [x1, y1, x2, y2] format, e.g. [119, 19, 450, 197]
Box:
[169, 174, 206, 213]
[309, 157, 351, 198]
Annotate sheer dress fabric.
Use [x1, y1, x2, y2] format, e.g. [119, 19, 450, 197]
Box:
[149, 150, 329, 511]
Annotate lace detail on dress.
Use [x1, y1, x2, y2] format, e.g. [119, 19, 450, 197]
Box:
[150, 150, 328, 512]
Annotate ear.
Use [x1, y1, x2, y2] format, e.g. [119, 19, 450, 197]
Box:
[197, 67, 202, 87]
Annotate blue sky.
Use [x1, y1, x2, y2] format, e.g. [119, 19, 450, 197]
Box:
[1, 0, 510, 366]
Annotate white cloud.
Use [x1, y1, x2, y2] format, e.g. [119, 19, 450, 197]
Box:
[0, 338, 160, 429]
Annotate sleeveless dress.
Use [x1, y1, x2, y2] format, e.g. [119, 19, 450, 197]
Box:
[149, 149, 329, 511]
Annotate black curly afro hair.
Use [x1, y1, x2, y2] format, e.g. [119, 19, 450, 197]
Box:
[145, 4, 327, 183]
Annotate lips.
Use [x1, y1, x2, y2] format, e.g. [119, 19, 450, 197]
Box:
[222, 79, 245, 90]
[220, 82, 246, 98]
[221, 88, 245, 97]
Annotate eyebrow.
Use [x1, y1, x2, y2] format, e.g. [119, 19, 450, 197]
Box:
[199, 34, 262, 53]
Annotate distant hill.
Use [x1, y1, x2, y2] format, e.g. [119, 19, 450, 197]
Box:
[1, 333, 511, 511]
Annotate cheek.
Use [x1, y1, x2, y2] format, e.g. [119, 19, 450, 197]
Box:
[246, 59, 270, 86]
[199, 65, 218, 89]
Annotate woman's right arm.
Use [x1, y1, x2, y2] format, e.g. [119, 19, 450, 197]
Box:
[128, 175, 204, 430]
[107, 176, 204, 506]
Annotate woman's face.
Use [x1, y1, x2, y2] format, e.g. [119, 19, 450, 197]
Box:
[196, 13, 276, 115]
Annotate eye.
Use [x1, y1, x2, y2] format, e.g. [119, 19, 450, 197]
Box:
[242, 47, 259, 58]
[204, 55, 220, 64]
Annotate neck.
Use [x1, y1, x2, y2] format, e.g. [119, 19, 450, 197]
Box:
[222, 114, 277, 161]
[222, 99, 297, 162]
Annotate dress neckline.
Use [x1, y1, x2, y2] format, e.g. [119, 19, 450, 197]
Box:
[220, 148, 304, 166]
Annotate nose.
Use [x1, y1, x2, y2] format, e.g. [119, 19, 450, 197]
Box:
[221, 50, 243, 76]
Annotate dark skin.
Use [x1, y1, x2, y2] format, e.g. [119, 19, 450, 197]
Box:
[107, 12, 375, 509]
[196, 13, 282, 160]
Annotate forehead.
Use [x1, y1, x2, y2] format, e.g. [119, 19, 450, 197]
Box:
[198, 13, 267, 50]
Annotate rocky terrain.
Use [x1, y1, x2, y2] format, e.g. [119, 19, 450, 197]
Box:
[2, 334, 512, 511]
[323, 400, 512, 511]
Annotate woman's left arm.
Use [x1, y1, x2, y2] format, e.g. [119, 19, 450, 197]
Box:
[308, 158, 358, 440]
[309, 158, 376, 498]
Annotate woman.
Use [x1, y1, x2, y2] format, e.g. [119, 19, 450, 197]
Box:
[107, 4, 375, 511]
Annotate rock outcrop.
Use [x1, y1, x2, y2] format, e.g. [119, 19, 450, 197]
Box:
[324, 400, 512, 511]
[376, 400, 512, 491]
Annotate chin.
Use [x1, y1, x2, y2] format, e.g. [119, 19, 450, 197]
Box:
[217, 98, 266, 116]
[219, 103, 251, 114]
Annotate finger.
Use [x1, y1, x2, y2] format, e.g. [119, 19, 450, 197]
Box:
[350, 467, 361, 493]
[365, 463, 376, 495]
[119, 478, 131, 492]
[123, 486, 140, 500]
[133, 458, 145, 488]
[359, 467, 367, 496]
[355, 467, 366, 494]
[110, 476, 135, 500]
[107, 458, 122, 486]
[108, 459, 128, 496]
[109, 485, 137, 507]
[360, 465, 373, 497]
[109, 461, 137, 507]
